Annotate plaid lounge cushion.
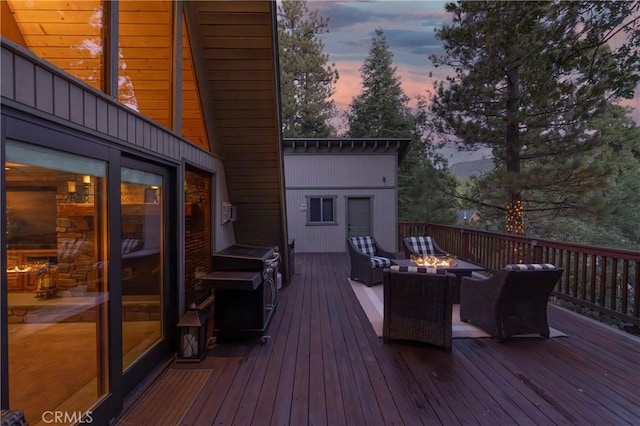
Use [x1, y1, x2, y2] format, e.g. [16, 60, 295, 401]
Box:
[371, 256, 391, 268]
[405, 236, 436, 255]
[350, 236, 377, 256]
[504, 263, 557, 271]
[390, 265, 447, 275]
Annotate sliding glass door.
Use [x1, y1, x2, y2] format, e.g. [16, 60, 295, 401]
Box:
[3, 134, 176, 424]
[119, 158, 175, 397]
[5, 141, 110, 424]
[120, 167, 164, 371]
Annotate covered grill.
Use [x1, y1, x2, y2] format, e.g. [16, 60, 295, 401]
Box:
[211, 244, 278, 272]
[202, 244, 280, 342]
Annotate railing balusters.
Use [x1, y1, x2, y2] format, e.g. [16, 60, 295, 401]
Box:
[611, 258, 618, 312]
[634, 261, 639, 319]
[580, 253, 589, 299]
[622, 260, 629, 315]
[570, 252, 580, 297]
[590, 254, 597, 304]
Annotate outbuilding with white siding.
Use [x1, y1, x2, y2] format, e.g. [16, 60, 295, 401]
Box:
[283, 138, 410, 253]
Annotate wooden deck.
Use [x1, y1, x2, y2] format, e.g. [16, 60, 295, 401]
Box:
[118, 253, 640, 425]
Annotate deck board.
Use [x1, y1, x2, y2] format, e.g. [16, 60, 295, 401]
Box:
[118, 253, 640, 425]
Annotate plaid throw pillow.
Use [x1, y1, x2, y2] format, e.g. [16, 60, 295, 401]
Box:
[390, 265, 447, 275]
[504, 263, 557, 271]
[350, 236, 376, 256]
[122, 238, 144, 254]
[405, 236, 435, 255]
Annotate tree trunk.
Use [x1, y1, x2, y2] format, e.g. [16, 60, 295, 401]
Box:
[504, 64, 524, 234]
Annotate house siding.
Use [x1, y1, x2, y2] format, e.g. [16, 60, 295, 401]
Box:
[284, 154, 398, 253]
[285, 154, 396, 187]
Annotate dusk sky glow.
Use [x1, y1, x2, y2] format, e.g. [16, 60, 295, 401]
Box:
[301, 1, 640, 163]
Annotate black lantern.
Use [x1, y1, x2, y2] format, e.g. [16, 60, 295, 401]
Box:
[177, 295, 214, 362]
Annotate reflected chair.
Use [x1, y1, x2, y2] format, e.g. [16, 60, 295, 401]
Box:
[347, 236, 394, 286]
[402, 236, 448, 258]
[460, 263, 564, 342]
[383, 266, 455, 351]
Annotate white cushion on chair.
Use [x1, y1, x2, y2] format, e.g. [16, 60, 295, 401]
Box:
[504, 263, 557, 271]
[390, 265, 447, 275]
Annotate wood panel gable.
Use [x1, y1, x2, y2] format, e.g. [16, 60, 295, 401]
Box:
[184, 1, 287, 257]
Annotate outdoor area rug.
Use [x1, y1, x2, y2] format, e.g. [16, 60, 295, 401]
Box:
[349, 278, 567, 339]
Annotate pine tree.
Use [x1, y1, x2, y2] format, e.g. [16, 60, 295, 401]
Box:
[346, 29, 413, 138]
[277, 0, 339, 137]
[347, 29, 457, 222]
[430, 1, 640, 234]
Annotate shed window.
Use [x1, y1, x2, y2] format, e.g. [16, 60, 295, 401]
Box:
[308, 197, 335, 223]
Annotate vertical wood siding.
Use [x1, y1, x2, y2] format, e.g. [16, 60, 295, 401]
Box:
[285, 189, 398, 253]
[285, 154, 396, 188]
[284, 154, 399, 253]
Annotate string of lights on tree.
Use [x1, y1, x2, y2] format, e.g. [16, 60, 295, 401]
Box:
[505, 199, 525, 235]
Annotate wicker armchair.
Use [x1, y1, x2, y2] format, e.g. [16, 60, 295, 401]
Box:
[347, 236, 394, 286]
[383, 266, 455, 351]
[460, 264, 564, 342]
[402, 236, 448, 258]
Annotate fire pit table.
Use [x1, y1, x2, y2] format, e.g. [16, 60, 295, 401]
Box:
[390, 257, 486, 304]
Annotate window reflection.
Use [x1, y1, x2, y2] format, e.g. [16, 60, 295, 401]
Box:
[1, 0, 105, 91]
[5, 141, 108, 424]
[121, 168, 164, 370]
[118, 1, 173, 127]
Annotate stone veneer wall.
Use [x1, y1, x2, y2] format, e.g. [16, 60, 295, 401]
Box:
[56, 176, 100, 292]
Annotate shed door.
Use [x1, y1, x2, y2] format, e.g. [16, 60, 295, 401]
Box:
[347, 197, 371, 238]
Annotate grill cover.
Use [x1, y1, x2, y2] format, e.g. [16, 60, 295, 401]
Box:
[211, 244, 277, 271]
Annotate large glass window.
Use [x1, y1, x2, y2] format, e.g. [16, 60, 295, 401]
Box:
[1, 0, 105, 91]
[5, 141, 109, 424]
[118, 1, 173, 128]
[120, 167, 164, 371]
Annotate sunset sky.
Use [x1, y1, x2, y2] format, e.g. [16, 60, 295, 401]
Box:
[306, 1, 640, 163]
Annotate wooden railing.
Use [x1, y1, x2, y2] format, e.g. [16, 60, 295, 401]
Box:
[399, 222, 640, 328]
